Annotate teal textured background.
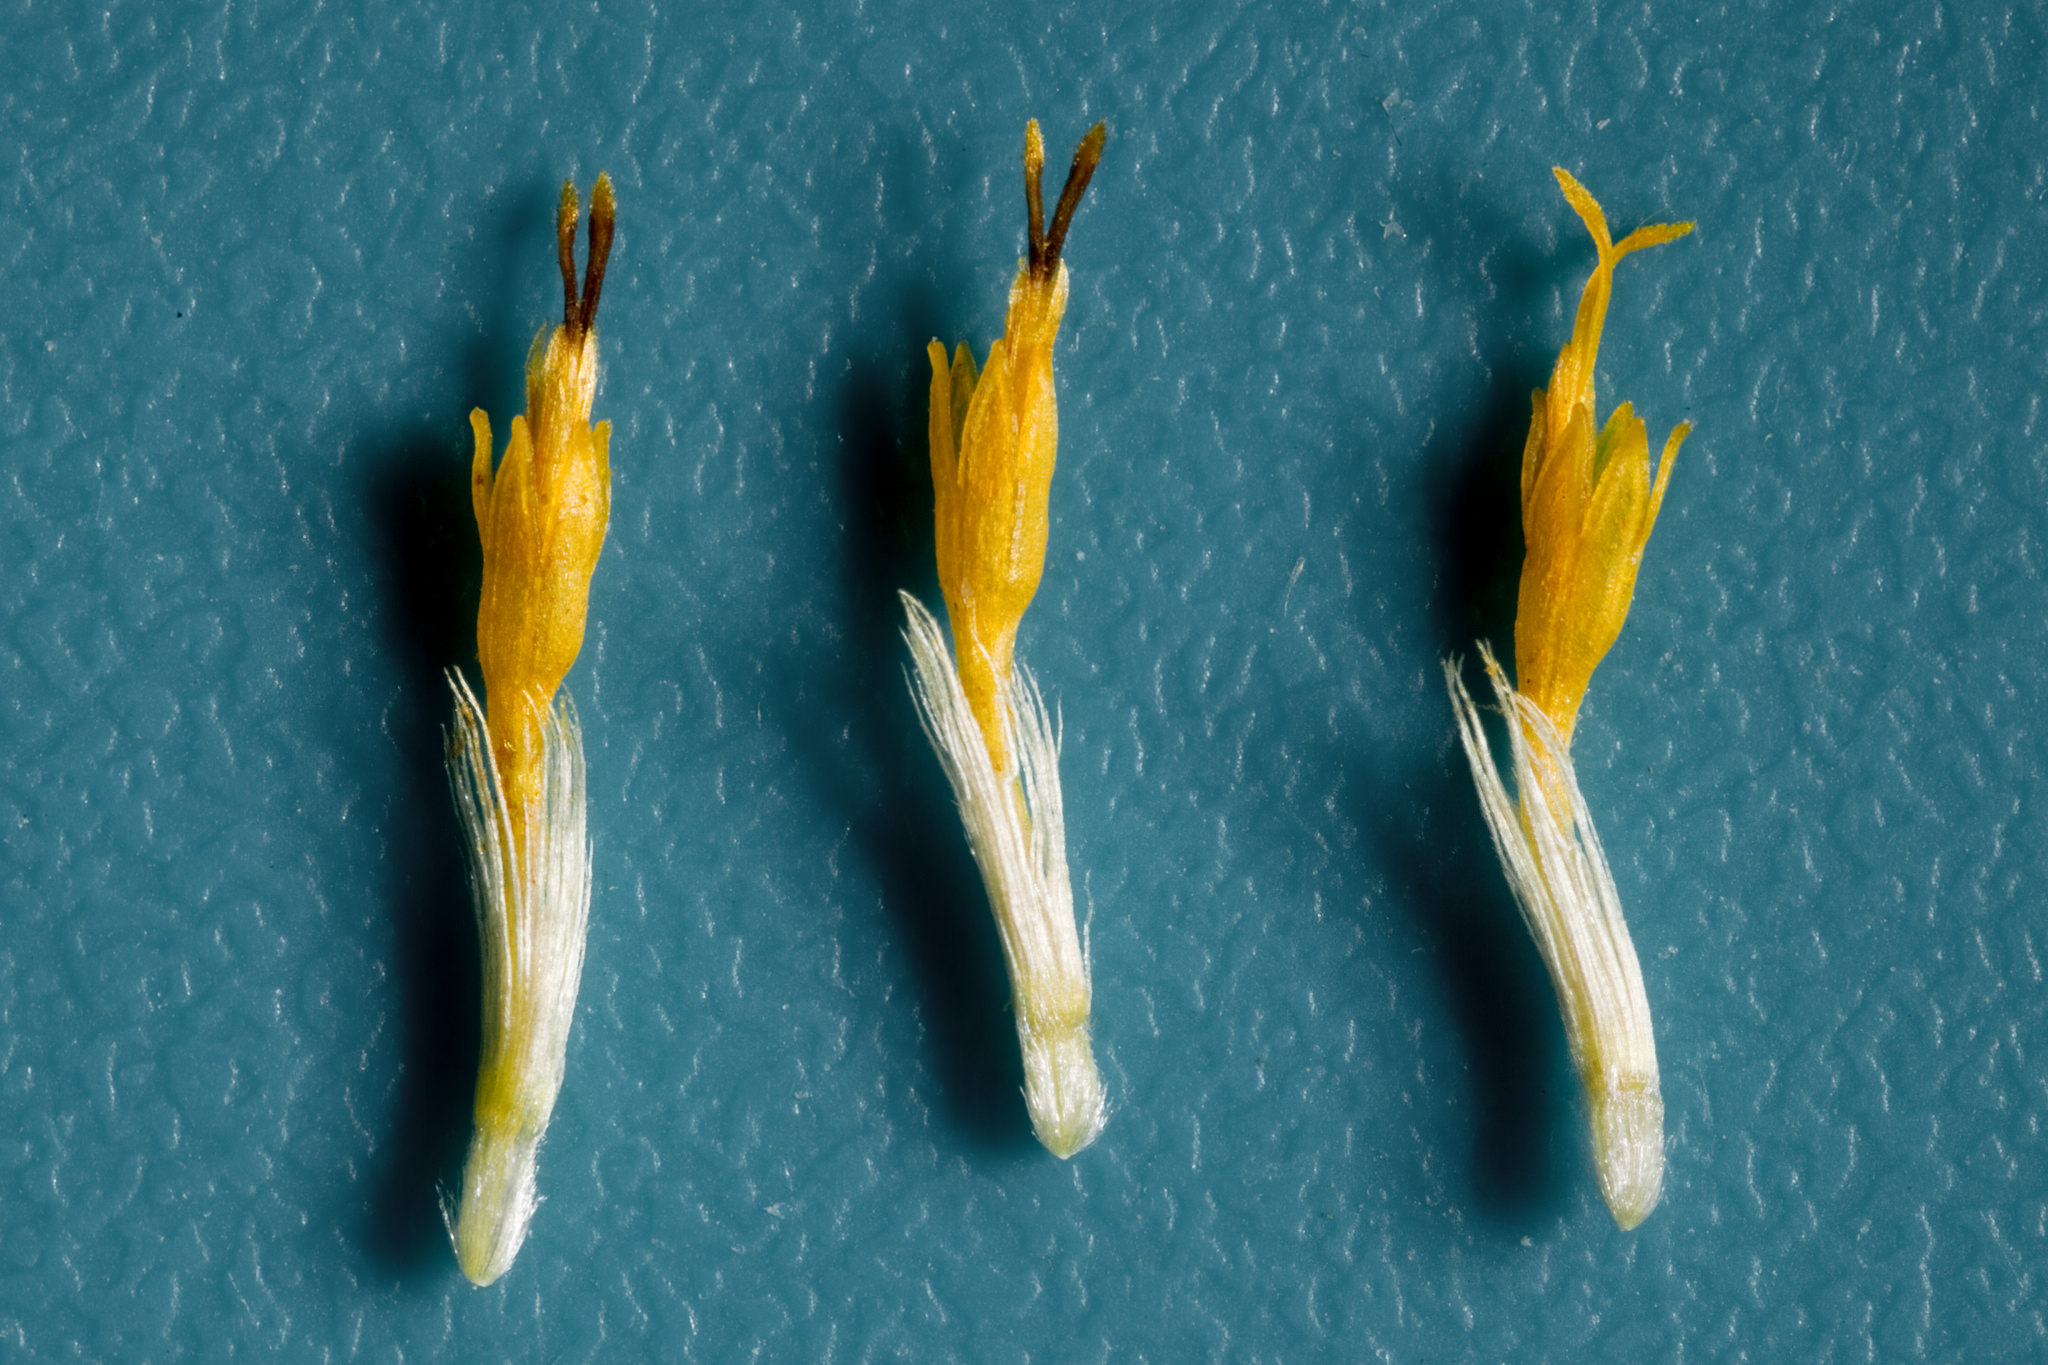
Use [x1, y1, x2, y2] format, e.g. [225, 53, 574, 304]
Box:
[5, 0, 2046, 1358]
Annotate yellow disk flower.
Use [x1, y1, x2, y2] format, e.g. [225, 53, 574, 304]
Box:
[900, 120, 1109, 1158]
[470, 174, 615, 830]
[1445, 168, 1692, 1231]
[928, 119, 1102, 774]
[1514, 169, 1692, 743]
[445, 174, 614, 1285]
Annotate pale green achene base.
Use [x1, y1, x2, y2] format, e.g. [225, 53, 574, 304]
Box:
[901, 592, 1107, 1159]
[443, 673, 594, 1284]
[1445, 644, 1664, 1231]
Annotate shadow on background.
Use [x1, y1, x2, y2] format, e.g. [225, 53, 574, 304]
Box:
[357, 433, 485, 1275]
[351, 178, 555, 1275]
[750, 129, 1035, 1156]
[1361, 373, 1577, 1229]
[1362, 185, 1580, 1227]
[767, 286, 1034, 1156]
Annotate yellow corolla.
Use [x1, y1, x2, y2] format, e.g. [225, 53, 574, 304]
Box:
[446, 173, 614, 1286]
[1515, 168, 1691, 742]
[471, 175, 616, 831]
[928, 120, 1102, 774]
[1445, 168, 1694, 1232]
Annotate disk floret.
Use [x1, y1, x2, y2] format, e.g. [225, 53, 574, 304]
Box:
[904, 121, 1110, 1158]
[449, 174, 616, 1285]
[1446, 169, 1693, 1230]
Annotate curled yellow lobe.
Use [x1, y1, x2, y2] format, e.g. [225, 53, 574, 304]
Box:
[930, 120, 1104, 773]
[1513, 168, 1692, 742]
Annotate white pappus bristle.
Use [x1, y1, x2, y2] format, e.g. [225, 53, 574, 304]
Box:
[1444, 642, 1664, 1230]
[899, 591, 1107, 1158]
[443, 670, 594, 1283]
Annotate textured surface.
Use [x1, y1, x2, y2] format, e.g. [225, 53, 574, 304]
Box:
[4, 0, 2047, 1358]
